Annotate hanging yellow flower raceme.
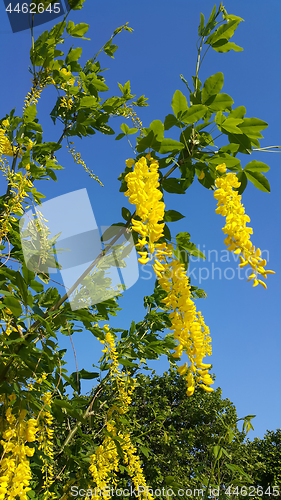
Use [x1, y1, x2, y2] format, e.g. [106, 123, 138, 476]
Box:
[124, 155, 165, 260]
[88, 325, 153, 500]
[155, 244, 213, 396]
[124, 156, 213, 397]
[214, 163, 275, 289]
[38, 392, 56, 499]
[0, 396, 38, 500]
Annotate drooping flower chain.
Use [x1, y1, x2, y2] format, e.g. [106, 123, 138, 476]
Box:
[214, 163, 275, 289]
[37, 392, 56, 499]
[0, 395, 38, 500]
[87, 326, 153, 500]
[124, 155, 165, 260]
[124, 156, 213, 396]
[154, 244, 213, 396]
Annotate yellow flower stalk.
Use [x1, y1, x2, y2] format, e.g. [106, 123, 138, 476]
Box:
[38, 392, 55, 499]
[88, 326, 153, 499]
[123, 156, 213, 396]
[214, 163, 275, 289]
[0, 400, 38, 500]
[124, 155, 165, 258]
[0, 163, 34, 241]
[155, 244, 213, 396]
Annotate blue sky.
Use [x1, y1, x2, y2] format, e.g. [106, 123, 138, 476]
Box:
[0, 0, 280, 440]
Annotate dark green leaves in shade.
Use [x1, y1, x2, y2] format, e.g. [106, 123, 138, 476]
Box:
[163, 210, 185, 222]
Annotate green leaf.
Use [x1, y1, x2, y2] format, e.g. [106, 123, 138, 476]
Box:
[212, 40, 243, 53]
[148, 120, 164, 142]
[89, 77, 109, 92]
[163, 210, 185, 222]
[104, 42, 118, 58]
[158, 139, 185, 154]
[216, 113, 243, 134]
[171, 90, 188, 119]
[238, 118, 268, 138]
[202, 73, 224, 103]
[15, 272, 28, 306]
[231, 106, 246, 118]
[23, 105, 37, 124]
[68, 0, 86, 10]
[209, 153, 241, 171]
[164, 114, 179, 130]
[76, 369, 99, 380]
[66, 20, 75, 34]
[115, 133, 125, 141]
[244, 160, 270, 173]
[119, 358, 138, 368]
[30, 280, 44, 292]
[120, 123, 138, 135]
[227, 132, 252, 155]
[236, 171, 247, 195]
[221, 447, 232, 459]
[175, 232, 190, 247]
[69, 22, 89, 38]
[225, 463, 252, 482]
[33, 142, 62, 154]
[140, 445, 150, 458]
[101, 223, 125, 242]
[162, 178, 186, 194]
[212, 445, 223, 459]
[121, 207, 131, 221]
[65, 47, 82, 64]
[32, 305, 45, 318]
[181, 105, 207, 125]
[206, 18, 243, 45]
[206, 93, 233, 112]
[3, 297, 22, 318]
[198, 12, 205, 36]
[79, 96, 98, 108]
[245, 171, 270, 193]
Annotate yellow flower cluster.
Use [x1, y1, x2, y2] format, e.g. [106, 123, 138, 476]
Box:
[0, 396, 38, 500]
[122, 434, 154, 500]
[0, 122, 14, 158]
[121, 105, 143, 132]
[67, 142, 103, 186]
[0, 163, 33, 241]
[23, 71, 53, 109]
[124, 155, 165, 260]
[101, 326, 134, 414]
[88, 421, 119, 499]
[214, 163, 275, 289]
[88, 326, 152, 499]
[60, 96, 73, 110]
[38, 392, 55, 499]
[154, 244, 213, 396]
[59, 67, 76, 88]
[123, 157, 213, 396]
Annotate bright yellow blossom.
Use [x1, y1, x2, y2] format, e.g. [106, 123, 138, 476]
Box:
[214, 163, 275, 289]
[123, 157, 213, 396]
[88, 326, 152, 499]
[0, 401, 38, 499]
[155, 243, 213, 396]
[124, 155, 165, 258]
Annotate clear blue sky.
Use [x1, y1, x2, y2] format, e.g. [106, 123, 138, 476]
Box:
[0, 0, 280, 440]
